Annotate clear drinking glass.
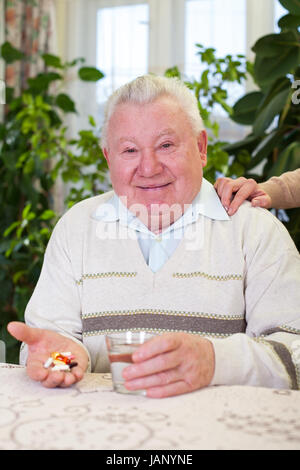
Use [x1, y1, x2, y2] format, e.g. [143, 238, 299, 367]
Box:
[106, 331, 154, 395]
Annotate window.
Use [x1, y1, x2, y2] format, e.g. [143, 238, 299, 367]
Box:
[69, 0, 280, 140]
[185, 0, 246, 80]
[96, 3, 149, 106]
[185, 0, 247, 141]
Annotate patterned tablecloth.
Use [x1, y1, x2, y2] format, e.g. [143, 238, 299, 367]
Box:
[1, 363, 300, 450]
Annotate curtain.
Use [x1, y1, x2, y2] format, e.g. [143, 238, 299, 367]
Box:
[4, 0, 56, 93]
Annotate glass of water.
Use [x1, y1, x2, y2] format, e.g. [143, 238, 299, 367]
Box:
[106, 331, 155, 395]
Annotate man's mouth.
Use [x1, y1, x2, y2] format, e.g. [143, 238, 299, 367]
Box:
[137, 182, 172, 190]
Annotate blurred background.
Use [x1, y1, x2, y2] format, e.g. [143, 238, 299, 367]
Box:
[0, 0, 299, 362]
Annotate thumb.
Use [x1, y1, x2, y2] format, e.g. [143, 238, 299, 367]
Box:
[7, 322, 41, 345]
[251, 195, 269, 209]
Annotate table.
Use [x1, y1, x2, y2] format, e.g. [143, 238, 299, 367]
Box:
[1, 363, 300, 450]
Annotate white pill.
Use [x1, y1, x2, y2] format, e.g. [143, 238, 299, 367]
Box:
[52, 364, 70, 371]
[43, 357, 53, 369]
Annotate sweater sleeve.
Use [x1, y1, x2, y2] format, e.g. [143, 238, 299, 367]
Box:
[259, 168, 300, 209]
[19, 215, 91, 368]
[210, 207, 300, 389]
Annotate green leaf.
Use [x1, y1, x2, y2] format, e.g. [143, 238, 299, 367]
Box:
[279, 0, 300, 16]
[231, 91, 264, 125]
[78, 67, 104, 82]
[23, 156, 35, 174]
[253, 32, 300, 86]
[27, 72, 62, 93]
[13, 270, 26, 284]
[251, 129, 283, 162]
[237, 149, 252, 166]
[228, 161, 245, 177]
[252, 31, 299, 57]
[22, 204, 32, 220]
[257, 77, 291, 113]
[164, 66, 181, 78]
[39, 227, 51, 236]
[267, 141, 300, 177]
[223, 134, 260, 154]
[39, 210, 56, 220]
[55, 93, 77, 113]
[88, 115, 96, 127]
[252, 88, 290, 136]
[0, 42, 24, 63]
[3, 221, 20, 238]
[278, 14, 300, 30]
[42, 53, 64, 69]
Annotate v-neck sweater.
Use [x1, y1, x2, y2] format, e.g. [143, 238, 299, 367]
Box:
[20, 191, 300, 389]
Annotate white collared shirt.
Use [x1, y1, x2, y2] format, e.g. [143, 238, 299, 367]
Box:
[93, 178, 229, 272]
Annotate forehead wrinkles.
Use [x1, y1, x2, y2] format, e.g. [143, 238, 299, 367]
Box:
[107, 100, 190, 147]
[117, 128, 178, 146]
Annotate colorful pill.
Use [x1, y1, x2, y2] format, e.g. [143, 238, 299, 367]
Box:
[69, 362, 78, 369]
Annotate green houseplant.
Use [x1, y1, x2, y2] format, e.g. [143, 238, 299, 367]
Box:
[0, 43, 107, 362]
[225, 0, 300, 249]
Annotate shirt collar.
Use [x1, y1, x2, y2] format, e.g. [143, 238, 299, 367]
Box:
[91, 178, 229, 232]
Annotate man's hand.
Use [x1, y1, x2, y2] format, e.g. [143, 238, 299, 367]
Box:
[7, 322, 88, 388]
[122, 332, 215, 398]
[214, 177, 272, 215]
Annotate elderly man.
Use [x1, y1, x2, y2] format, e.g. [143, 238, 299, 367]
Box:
[8, 75, 300, 397]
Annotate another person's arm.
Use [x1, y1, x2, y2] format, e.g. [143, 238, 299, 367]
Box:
[214, 168, 300, 214]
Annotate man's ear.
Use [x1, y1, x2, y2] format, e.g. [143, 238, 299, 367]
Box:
[197, 130, 207, 167]
[103, 148, 110, 167]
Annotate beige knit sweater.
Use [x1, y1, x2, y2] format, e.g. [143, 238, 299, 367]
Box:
[260, 168, 300, 209]
[20, 191, 300, 389]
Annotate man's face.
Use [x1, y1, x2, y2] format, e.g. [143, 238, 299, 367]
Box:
[103, 96, 207, 230]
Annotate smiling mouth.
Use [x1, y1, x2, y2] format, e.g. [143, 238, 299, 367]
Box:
[137, 182, 172, 190]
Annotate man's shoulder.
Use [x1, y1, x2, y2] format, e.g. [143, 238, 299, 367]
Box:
[62, 191, 114, 222]
[230, 200, 297, 251]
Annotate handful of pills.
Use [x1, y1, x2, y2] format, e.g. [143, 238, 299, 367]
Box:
[43, 351, 78, 371]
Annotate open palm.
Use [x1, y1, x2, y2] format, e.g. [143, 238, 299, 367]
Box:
[7, 322, 89, 388]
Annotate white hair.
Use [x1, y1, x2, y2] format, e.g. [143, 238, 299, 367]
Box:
[101, 74, 204, 149]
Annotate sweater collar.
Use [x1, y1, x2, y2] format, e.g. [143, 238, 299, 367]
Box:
[92, 178, 230, 229]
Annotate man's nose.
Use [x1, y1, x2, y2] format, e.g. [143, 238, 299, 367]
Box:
[137, 148, 163, 177]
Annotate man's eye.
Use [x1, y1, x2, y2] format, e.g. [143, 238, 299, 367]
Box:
[161, 142, 172, 149]
[124, 148, 136, 153]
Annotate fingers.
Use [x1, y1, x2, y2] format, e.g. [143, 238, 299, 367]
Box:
[7, 321, 42, 345]
[214, 177, 258, 215]
[226, 179, 258, 215]
[41, 368, 81, 388]
[146, 381, 190, 398]
[251, 194, 272, 209]
[123, 334, 215, 398]
[124, 349, 180, 381]
[27, 359, 84, 388]
[132, 333, 180, 363]
[128, 377, 189, 398]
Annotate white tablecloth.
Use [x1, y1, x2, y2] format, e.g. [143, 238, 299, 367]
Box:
[1, 363, 300, 450]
